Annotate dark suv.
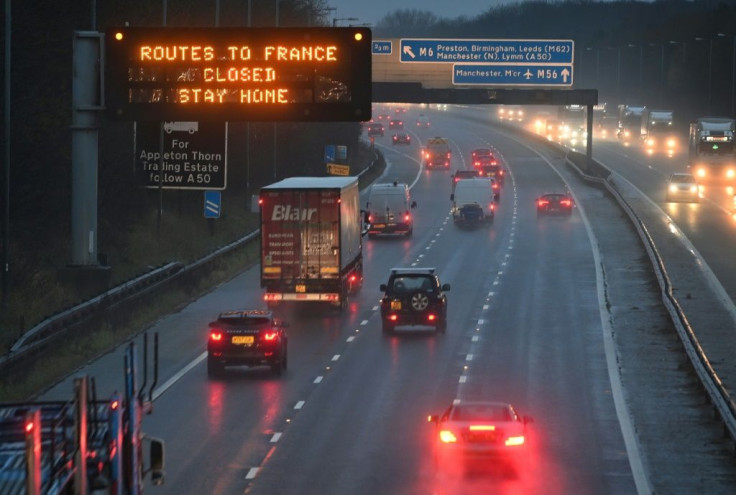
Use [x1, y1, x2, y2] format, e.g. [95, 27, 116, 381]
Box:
[379, 268, 450, 334]
[206, 310, 288, 377]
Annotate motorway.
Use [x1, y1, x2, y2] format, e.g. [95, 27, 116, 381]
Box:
[43, 105, 736, 494]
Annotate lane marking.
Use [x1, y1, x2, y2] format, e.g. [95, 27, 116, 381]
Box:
[245, 467, 259, 479]
[314, 376, 323, 383]
[270, 432, 282, 443]
[294, 401, 305, 410]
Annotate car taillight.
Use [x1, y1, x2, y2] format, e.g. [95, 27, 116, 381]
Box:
[505, 435, 525, 447]
[389, 314, 398, 321]
[474, 161, 480, 167]
[350, 274, 357, 282]
[210, 331, 223, 342]
[439, 430, 457, 443]
[368, 214, 373, 222]
[538, 200, 549, 207]
[492, 183, 499, 190]
[404, 213, 411, 222]
[262, 331, 278, 341]
[427, 314, 436, 321]
[561, 199, 572, 207]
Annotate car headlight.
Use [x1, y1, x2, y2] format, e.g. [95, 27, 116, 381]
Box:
[669, 184, 677, 193]
[690, 185, 698, 193]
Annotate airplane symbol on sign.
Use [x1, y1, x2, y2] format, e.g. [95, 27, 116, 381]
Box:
[403, 45, 416, 59]
[524, 70, 533, 80]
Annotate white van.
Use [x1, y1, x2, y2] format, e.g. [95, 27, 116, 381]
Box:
[366, 182, 417, 237]
[450, 178, 494, 226]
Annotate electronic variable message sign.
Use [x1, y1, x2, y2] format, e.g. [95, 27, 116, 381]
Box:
[105, 27, 372, 122]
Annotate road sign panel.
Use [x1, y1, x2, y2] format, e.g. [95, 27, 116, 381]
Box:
[204, 191, 222, 218]
[326, 163, 350, 176]
[105, 27, 372, 122]
[372, 41, 392, 55]
[453, 64, 573, 86]
[400, 39, 573, 64]
[135, 121, 227, 190]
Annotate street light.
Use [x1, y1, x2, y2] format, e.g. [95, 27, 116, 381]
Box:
[333, 17, 358, 27]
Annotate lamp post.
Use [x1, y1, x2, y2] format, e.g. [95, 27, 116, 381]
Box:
[333, 17, 358, 27]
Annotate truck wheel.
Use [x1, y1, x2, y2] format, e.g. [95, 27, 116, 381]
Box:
[339, 289, 349, 311]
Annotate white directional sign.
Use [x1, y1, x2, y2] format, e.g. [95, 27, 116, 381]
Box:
[453, 64, 573, 86]
[400, 39, 574, 64]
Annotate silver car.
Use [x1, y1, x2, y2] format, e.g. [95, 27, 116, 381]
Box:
[666, 173, 699, 203]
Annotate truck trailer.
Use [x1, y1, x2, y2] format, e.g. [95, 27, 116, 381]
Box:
[260, 176, 363, 310]
[640, 109, 677, 156]
[688, 117, 736, 182]
[617, 104, 646, 145]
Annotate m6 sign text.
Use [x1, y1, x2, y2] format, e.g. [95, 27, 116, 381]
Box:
[105, 27, 372, 122]
[135, 122, 227, 190]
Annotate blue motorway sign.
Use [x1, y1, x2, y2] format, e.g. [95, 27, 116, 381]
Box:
[453, 64, 573, 86]
[204, 191, 221, 218]
[400, 39, 573, 64]
[372, 40, 392, 55]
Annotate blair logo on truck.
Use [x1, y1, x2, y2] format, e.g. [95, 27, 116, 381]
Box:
[272, 205, 318, 221]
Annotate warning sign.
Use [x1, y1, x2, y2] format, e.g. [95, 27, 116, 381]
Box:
[135, 121, 227, 190]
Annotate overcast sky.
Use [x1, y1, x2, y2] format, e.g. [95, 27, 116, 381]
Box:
[330, 0, 500, 27]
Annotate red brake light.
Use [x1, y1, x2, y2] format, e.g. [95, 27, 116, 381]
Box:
[427, 314, 436, 321]
[389, 314, 398, 321]
[262, 331, 278, 341]
[210, 331, 223, 341]
[538, 199, 549, 207]
[404, 213, 411, 222]
[350, 274, 357, 282]
[110, 400, 120, 410]
[561, 199, 572, 207]
[469, 425, 496, 431]
[368, 214, 373, 222]
[25, 421, 34, 433]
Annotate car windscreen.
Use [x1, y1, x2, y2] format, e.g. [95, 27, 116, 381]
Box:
[370, 193, 406, 212]
[390, 275, 435, 293]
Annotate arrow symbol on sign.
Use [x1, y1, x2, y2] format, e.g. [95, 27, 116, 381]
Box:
[403, 45, 416, 59]
[561, 68, 570, 82]
[524, 69, 533, 80]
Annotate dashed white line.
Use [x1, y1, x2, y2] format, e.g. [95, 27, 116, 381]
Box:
[483, 305, 489, 310]
[472, 335, 479, 342]
[459, 375, 468, 383]
[245, 467, 259, 479]
[346, 336, 356, 342]
[270, 432, 282, 443]
[314, 376, 323, 384]
[360, 320, 369, 326]
[466, 354, 474, 361]
[331, 354, 341, 361]
[477, 319, 485, 325]
[294, 401, 305, 410]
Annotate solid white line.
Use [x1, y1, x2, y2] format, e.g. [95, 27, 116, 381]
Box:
[152, 351, 207, 401]
[270, 432, 282, 443]
[504, 133, 652, 494]
[294, 401, 305, 410]
[245, 467, 259, 479]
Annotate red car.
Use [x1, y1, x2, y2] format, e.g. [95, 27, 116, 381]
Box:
[429, 400, 532, 475]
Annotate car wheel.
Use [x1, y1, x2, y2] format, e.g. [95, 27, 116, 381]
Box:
[437, 319, 447, 334]
[406, 228, 413, 238]
[382, 320, 394, 335]
[207, 358, 223, 377]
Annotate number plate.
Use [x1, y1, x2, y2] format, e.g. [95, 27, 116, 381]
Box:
[296, 284, 306, 293]
[373, 223, 385, 228]
[232, 335, 254, 345]
[390, 300, 402, 310]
